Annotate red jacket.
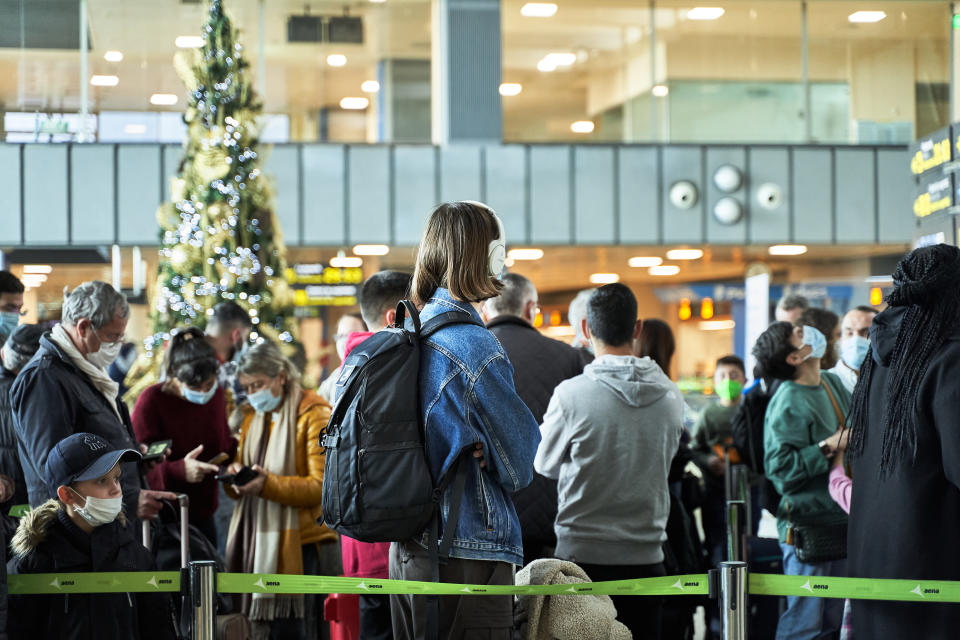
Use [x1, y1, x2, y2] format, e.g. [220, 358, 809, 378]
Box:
[337, 331, 391, 578]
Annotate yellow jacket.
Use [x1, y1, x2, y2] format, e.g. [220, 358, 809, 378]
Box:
[229, 388, 337, 546]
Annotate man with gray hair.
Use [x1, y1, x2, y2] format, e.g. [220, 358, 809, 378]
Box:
[483, 273, 586, 565]
[568, 289, 595, 363]
[775, 293, 809, 324]
[11, 281, 175, 519]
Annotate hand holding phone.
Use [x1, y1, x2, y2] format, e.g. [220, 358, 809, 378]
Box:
[216, 465, 259, 486]
[141, 440, 173, 462]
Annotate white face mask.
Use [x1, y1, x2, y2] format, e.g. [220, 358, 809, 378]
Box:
[69, 488, 123, 527]
[86, 338, 123, 370]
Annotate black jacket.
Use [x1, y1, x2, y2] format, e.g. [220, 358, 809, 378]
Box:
[0, 367, 26, 514]
[487, 315, 585, 559]
[11, 335, 144, 515]
[7, 500, 176, 640]
[849, 307, 960, 638]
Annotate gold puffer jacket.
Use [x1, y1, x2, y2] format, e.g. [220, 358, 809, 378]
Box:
[228, 388, 337, 545]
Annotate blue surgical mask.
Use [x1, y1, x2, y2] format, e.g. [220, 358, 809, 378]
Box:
[840, 336, 870, 371]
[248, 386, 282, 413]
[0, 312, 20, 339]
[801, 325, 827, 360]
[182, 383, 217, 405]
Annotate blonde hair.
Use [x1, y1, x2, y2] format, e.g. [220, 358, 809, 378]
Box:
[411, 202, 503, 306]
[237, 339, 301, 392]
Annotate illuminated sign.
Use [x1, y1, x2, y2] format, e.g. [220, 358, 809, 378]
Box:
[909, 127, 951, 176]
[287, 264, 361, 315]
[913, 175, 953, 218]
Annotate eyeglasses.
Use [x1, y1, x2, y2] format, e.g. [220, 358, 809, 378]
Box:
[95, 329, 126, 345]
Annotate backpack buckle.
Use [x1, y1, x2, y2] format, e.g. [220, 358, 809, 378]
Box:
[432, 488, 443, 503]
[323, 433, 341, 448]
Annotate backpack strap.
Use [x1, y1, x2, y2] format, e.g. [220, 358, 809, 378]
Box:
[395, 300, 422, 334]
[420, 311, 483, 339]
[426, 453, 470, 640]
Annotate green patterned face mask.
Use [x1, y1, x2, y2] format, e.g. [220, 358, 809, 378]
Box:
[716, 379, 743, 402]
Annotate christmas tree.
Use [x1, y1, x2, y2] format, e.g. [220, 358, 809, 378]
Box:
[126, 0, 297, 401]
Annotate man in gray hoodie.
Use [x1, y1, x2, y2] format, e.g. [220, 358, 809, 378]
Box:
[535, 283, 684, 640]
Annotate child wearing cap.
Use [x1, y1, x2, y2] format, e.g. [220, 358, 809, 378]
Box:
[7, 432, 177, 640]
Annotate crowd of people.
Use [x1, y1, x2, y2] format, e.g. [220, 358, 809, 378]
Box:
[0, 202, 955, 640]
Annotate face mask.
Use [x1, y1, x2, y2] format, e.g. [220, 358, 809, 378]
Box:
[248, 385, 282, 413]
[182, 383, 217, 405]
[69, 488, 122, 527]
[232, 340, 249, 363]
[840, 336, 870, 371]
[86, 338, 122, 370]
[0, 312, 20, 338]
[800, 325, 827, 361]
[716, 379, 743, 402]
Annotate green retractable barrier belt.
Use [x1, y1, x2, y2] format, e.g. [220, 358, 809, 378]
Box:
[8, 572, 710, 597]
[750, 574, 960, 603]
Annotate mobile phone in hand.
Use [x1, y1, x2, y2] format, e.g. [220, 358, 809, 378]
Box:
[216, 466, 258, 486]
[142, 440, 173, 462]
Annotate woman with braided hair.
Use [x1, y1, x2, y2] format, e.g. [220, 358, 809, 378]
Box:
[847, 244, 960, 638]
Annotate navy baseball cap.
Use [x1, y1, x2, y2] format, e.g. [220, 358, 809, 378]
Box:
[44, 432, 141, 491]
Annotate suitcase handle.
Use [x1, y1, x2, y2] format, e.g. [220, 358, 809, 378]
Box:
[177, 493, 190, 569]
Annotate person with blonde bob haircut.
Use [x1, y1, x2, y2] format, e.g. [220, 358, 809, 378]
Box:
[389, 201, 541, 640]
[224, 339, 338, 639]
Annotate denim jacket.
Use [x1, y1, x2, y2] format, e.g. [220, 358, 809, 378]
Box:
[412, 288, 541, 566]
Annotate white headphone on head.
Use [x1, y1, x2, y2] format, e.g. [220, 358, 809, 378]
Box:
[462, 200, 506, 276]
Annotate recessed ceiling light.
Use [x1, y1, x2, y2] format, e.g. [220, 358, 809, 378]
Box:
[688, 7, 725, 20]
[768, 244, 808, 256]
[123, 124, 147, 135]
[848, 11, 886, 23]
[521, 3, 558, 17]
[327, 54, 347, 67]
[361, 80, 380, 93]
[150, 93, 178, 106]
[629, 256, 663, 268]
[570, 121, 595, 134]
[652, 84, 669, 97]
[352, 244, 390, 256]
[369, 0, 386, 3]
[330, 255, 363, 268]
[544, 52, 576, 66]
[537, 59, 557, 72]
[340, 97, 369, 110]
[665, 248, 703, 260]
[589, 273, 620, 284]
[175, 35, 204, 48]
[499, 83, 523, 97]
[90, 75, 119, 87]
[104, 50, 123, 62]
[507, 248, 544, 261]
[22, 265, 52, 274]
[649, 265, 681, 276]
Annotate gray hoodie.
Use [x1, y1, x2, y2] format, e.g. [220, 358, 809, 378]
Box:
[534, 354, 683, 565]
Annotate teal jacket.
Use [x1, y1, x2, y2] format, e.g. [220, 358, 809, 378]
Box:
[763, 371, 850, 543]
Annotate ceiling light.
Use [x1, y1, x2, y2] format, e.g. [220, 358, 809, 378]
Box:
[570, 120, 595, 134]
[688, 7, 725, 20]
[150, 93, 178, 106]
[104, 50, 123, 62]
[507, 248, 544, 261]
[330, 255, 363, 268]
[521, 3, 558, 17]
[499, 83, 523, 97]
[361, 80, 380, 93]
[369, 0, 386, 3]
[544, 52, 577, 66]
[768, 244, 808, 256]
[699, 320, 736, 331]
[340, 97, 369, 110]
[175, 35, 204, 48]
[22, 265, 52, 274]
[652, 84, 669, 97]
[848, 11, 886, 23]
[649, 265, 681, 276]
[537, 59, 557, 72]
[327, 54, 347, 67]
[665, 248, 703, 260]
[352, 244, 390, 256]
[628, 256, 663, 268]
[123, 124, 147, 134]
[589, 273, 620, 284]
[90, 75, 119, 87]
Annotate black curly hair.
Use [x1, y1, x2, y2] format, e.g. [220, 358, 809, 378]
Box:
[751, 322, 799, 382]
[847, 244, 960, 476]
[166, 327, 219, 388]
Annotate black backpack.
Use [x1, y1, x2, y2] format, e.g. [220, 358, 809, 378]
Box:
[730, 378, 782, 514]
[320, 300, 480, 548]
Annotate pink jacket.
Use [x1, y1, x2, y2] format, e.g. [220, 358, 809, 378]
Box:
[828, 465, 852, 514]
[337, 331, 391, 579]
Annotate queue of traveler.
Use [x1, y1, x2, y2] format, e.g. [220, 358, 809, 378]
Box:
[0, 205, 956, 640]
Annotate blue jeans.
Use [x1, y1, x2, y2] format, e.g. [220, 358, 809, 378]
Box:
[776, 543, 846, 640]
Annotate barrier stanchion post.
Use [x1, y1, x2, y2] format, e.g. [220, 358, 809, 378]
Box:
[726, 499, 746, 562]
[730, 463, 751, 529]
[189, 560, 216, 640]
[720, 561, 747, 640]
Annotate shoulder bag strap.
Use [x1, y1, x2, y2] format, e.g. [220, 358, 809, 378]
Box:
[821, 378, 845, 429]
